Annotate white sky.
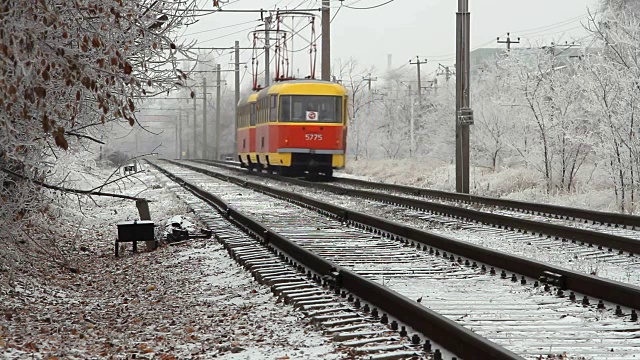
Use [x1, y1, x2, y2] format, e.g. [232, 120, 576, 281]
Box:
[177, 0, 599, 88]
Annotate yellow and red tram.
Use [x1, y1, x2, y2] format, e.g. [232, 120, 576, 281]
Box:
[236, 80, 348, 177]
[236, 92, 258, 168]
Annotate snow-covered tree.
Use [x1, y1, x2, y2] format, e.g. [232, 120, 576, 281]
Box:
[1, 0, 198, 273]
[333, 58, 376, 160]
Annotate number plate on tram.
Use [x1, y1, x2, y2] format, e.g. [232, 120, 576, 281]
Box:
[305, 134, 323, 141]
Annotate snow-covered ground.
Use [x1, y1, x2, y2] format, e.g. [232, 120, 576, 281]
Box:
[0, 165, 346, 359]
[343, 159, 619, 212]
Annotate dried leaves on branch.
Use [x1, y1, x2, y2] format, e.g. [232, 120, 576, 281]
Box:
[0, 0, 198, 274]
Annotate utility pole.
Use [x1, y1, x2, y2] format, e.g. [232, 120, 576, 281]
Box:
[409, 56, 427, 104]
[363, 73, 377, 91]
[543, 41, 579, 56]
[409, 84, 415, 157]
[215, 63, 221, 160]
[193, 92, 197, 158]
[186, 111, 190, 158]
[290, 17, 295, 73]
[234, 40, 240, 160]
[264, 15, 271, 86]
[174, 117, 179, 159]
[178, 110, 182, 159]
[497, 32, 520, 52]
[321, 0, 331, 81]
[438, 63, 454, 82]
[456, 0, 473, 194]
[202, 77, 208, 159]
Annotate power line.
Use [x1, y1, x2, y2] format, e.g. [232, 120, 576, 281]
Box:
[343, 0, 395, 10]
[198, 25, 260, 44]
[420, 13, 590, 61]
[180, 20, 262, 37]
[514, 14, 587, 35]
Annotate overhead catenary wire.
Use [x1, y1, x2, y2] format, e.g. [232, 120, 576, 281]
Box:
[180, 19, 262, 37]
[343, 0, 395, 10]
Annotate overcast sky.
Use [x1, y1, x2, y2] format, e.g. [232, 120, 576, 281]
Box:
[178, 0, 599, 88]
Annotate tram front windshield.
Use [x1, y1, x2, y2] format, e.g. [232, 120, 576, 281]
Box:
[279, 95, 342, 123]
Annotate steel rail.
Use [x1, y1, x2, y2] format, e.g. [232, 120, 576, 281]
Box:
[334, 177, 640, 228]
[169, 159, 640, 310]
[195, 159, 640, 254]
[147, 160, 523, 360]
[201, 159, 640, 229]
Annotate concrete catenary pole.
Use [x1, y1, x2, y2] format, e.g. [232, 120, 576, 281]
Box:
[215, 63, 221, 160]
[321, 0, 331, 81]
[202, 77, 208, 159]
[178, 110, 182, 159]
[186, 111, 190, 158]
[234, 41, 240, 159]
[192, 94, 197, 158]
[264, 15, 271, 86]
[174, 116, 179, 159]
[456, 0, 471, 193]
[409, 84, 415, 157]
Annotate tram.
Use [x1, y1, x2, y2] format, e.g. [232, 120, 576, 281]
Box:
[237, 79, 348, 177]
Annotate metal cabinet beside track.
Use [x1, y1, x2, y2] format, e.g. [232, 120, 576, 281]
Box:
[115, 220, 155, 257]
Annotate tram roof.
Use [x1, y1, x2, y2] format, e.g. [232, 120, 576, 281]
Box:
[237, 92, 259, 107]
[258, 79, 347, 96]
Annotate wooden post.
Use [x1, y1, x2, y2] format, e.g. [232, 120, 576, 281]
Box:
[136, 199, 156, 251]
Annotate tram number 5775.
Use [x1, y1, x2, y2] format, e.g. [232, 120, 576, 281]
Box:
[305, 134, 323, 141]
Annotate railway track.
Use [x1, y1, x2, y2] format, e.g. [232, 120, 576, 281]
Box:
[329, 178, 640, 242]
[200, 159, 640, 239]
[160, 186, 433, 359]
[151, 163, 503, 360]
[188, 160, 640, 288]
[150, 159, 640, 360]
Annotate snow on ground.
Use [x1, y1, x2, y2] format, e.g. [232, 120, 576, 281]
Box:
[343, 159, 620, 212]
[0, 164, 344, 359]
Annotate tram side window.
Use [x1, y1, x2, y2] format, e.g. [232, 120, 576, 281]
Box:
[263, 98, 268, 123]
[270, 95, 277, 121]
[258, 99, 265, 123]
[280, 96, 291, 122]
[250, 104, 256, 126]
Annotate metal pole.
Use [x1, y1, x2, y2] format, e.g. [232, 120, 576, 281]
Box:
[265, 16, 271, 86]
[202, 77, 208, 159]
[215, 63, 221, 160]
[178, 110, 183, 160]
[321, 0, 331, 81]
[175, 119, 178, 159]
[290, 17, 295, 75]
[409, 85, 414, 157]
[186, 111, 190, 158]
[456, 0, 471, 193]
[193, 94, 197, 158]
[416, 57, 422, 101]
[234, 41, 240, 160]
[410, 57, 426, 106]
